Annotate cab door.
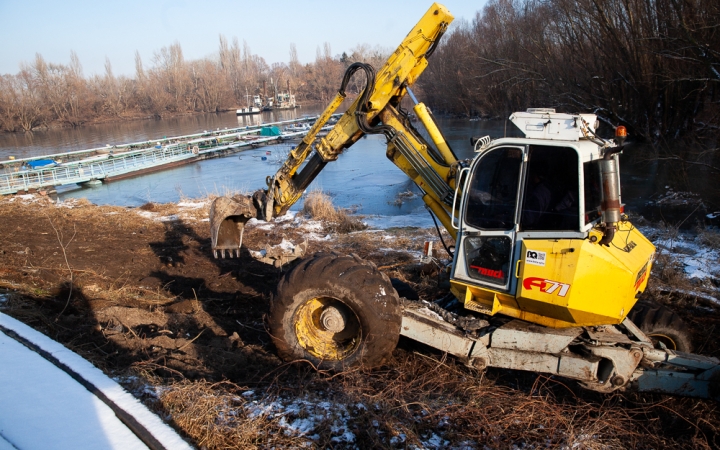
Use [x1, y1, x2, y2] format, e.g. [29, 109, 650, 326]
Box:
[451, 146, 525, 293]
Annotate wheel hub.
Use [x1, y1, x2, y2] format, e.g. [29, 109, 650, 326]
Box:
[320, 306, 347, 333]
[294, 297, 361, 361]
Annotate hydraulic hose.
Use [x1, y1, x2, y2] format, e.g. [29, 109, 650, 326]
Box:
[342, 62, 396, 137]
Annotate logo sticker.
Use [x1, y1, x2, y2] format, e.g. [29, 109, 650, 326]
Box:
[470, 265, 504, 279]
[523, 277, 570, 297]
[634, 262, 649, 290]
[525, 250, 546, 267]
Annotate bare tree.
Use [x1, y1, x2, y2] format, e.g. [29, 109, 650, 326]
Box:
[152, 42, 191, 112]
[3, 70, 47, 131]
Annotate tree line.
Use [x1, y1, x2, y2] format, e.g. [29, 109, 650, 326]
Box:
[0, 37, 388, 133]
[420, 0, 719, 144]
[1, 0, 717, 147]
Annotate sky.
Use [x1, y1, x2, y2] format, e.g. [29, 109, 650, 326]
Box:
[0, 0, 486, 77]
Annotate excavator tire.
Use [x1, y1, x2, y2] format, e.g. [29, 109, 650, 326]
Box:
[269, 252, 402, 370]
[628, 300, 693, 352]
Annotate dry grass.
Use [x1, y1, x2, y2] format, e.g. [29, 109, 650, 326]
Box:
[157, 381, 309, 449]
[302, 190, 337, 222]
[697, 227, 720, 249]
[302, 190, 366, 233]
[141, 350, 720, 449]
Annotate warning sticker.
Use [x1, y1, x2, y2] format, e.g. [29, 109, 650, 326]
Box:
[525, 250, 546, 267]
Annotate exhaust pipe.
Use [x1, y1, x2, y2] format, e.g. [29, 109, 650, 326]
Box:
[598, 127, 626, 246]
[599, 155, 620, 246]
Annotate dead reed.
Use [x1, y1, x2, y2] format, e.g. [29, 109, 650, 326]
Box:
[302, 190, 366, 233]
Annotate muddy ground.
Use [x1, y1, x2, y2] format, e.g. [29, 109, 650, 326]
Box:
[1, 195, 719, 449]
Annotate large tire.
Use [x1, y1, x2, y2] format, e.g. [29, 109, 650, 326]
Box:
[628, 300, 693, 352]
[269, 252, 402, 370]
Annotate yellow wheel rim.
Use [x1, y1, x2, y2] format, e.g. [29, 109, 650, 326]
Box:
[294, 296, 361, 361]
[648, 333, 678, 350]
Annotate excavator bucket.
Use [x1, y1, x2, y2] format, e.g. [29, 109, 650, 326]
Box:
[210, 194, 309, 266]
[209, 195, 256, 258]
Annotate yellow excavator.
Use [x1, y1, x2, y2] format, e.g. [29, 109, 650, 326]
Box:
[210, 3, 719, 399]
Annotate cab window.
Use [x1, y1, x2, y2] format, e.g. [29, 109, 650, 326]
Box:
[464, 147, 522, 230]
[520, 146, 580, 231]
[583, 161, 602, 224]
[464, 236, 512, 285]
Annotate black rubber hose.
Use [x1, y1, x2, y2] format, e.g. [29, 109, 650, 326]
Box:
[425, 24, 447, 58]
[339, 62, 396, 137]
[339, 62, 373, 97]
[427, 206, 454, 257]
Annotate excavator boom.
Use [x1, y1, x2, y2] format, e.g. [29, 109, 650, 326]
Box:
[210, 3, 455, 257]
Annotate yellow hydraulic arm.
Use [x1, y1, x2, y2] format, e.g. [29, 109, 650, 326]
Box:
[210, 3, 459, 257]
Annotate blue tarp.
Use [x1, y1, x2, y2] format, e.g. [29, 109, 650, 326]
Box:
[26, 160, 57, 169]
[260, 126, 281, 136]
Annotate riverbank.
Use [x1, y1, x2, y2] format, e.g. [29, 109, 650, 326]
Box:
[0, 194, 719, 448]
[1, 107, 253, 135]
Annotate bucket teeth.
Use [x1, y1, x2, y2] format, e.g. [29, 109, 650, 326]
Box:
[212, 248, 241, 259]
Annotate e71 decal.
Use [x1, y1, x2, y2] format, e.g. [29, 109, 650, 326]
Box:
[523, 277, 570, 297]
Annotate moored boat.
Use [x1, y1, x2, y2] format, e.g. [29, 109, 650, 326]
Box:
[236, 106, 261, 116]
[274, 92, 298, 110]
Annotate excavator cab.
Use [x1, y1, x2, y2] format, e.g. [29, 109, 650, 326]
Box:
[450, 110, 656, 328]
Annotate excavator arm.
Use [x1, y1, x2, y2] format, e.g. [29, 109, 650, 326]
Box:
[211, 3, 460, 257]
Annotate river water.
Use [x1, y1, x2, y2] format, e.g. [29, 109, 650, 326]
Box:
[1, 106, 717, 226]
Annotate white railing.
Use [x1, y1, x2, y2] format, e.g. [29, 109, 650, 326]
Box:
[0, 114, 339, 195]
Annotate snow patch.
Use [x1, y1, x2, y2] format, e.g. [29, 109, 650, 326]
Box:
[274, 211, 297, 223]
[135, 210, 179, 222]
[177, 201, 206, 209]
[300, 221, 324, 232]
[56, 198, 81, 208]
[0, 313, 191, 450]
[246, 217, 274, 231]
[302, 232, 332, 241]
[674, 289, 720, 306]
[390, 433, 406, 445]
[638, 223, 720, 300]
[243, 395, 356, 442]
[418, 306, 445, 322]
[135, 210, 156, 219]
[649, 230, 718, 280]
[422, 432, 449, 448]
[278, 238, 296, 251]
